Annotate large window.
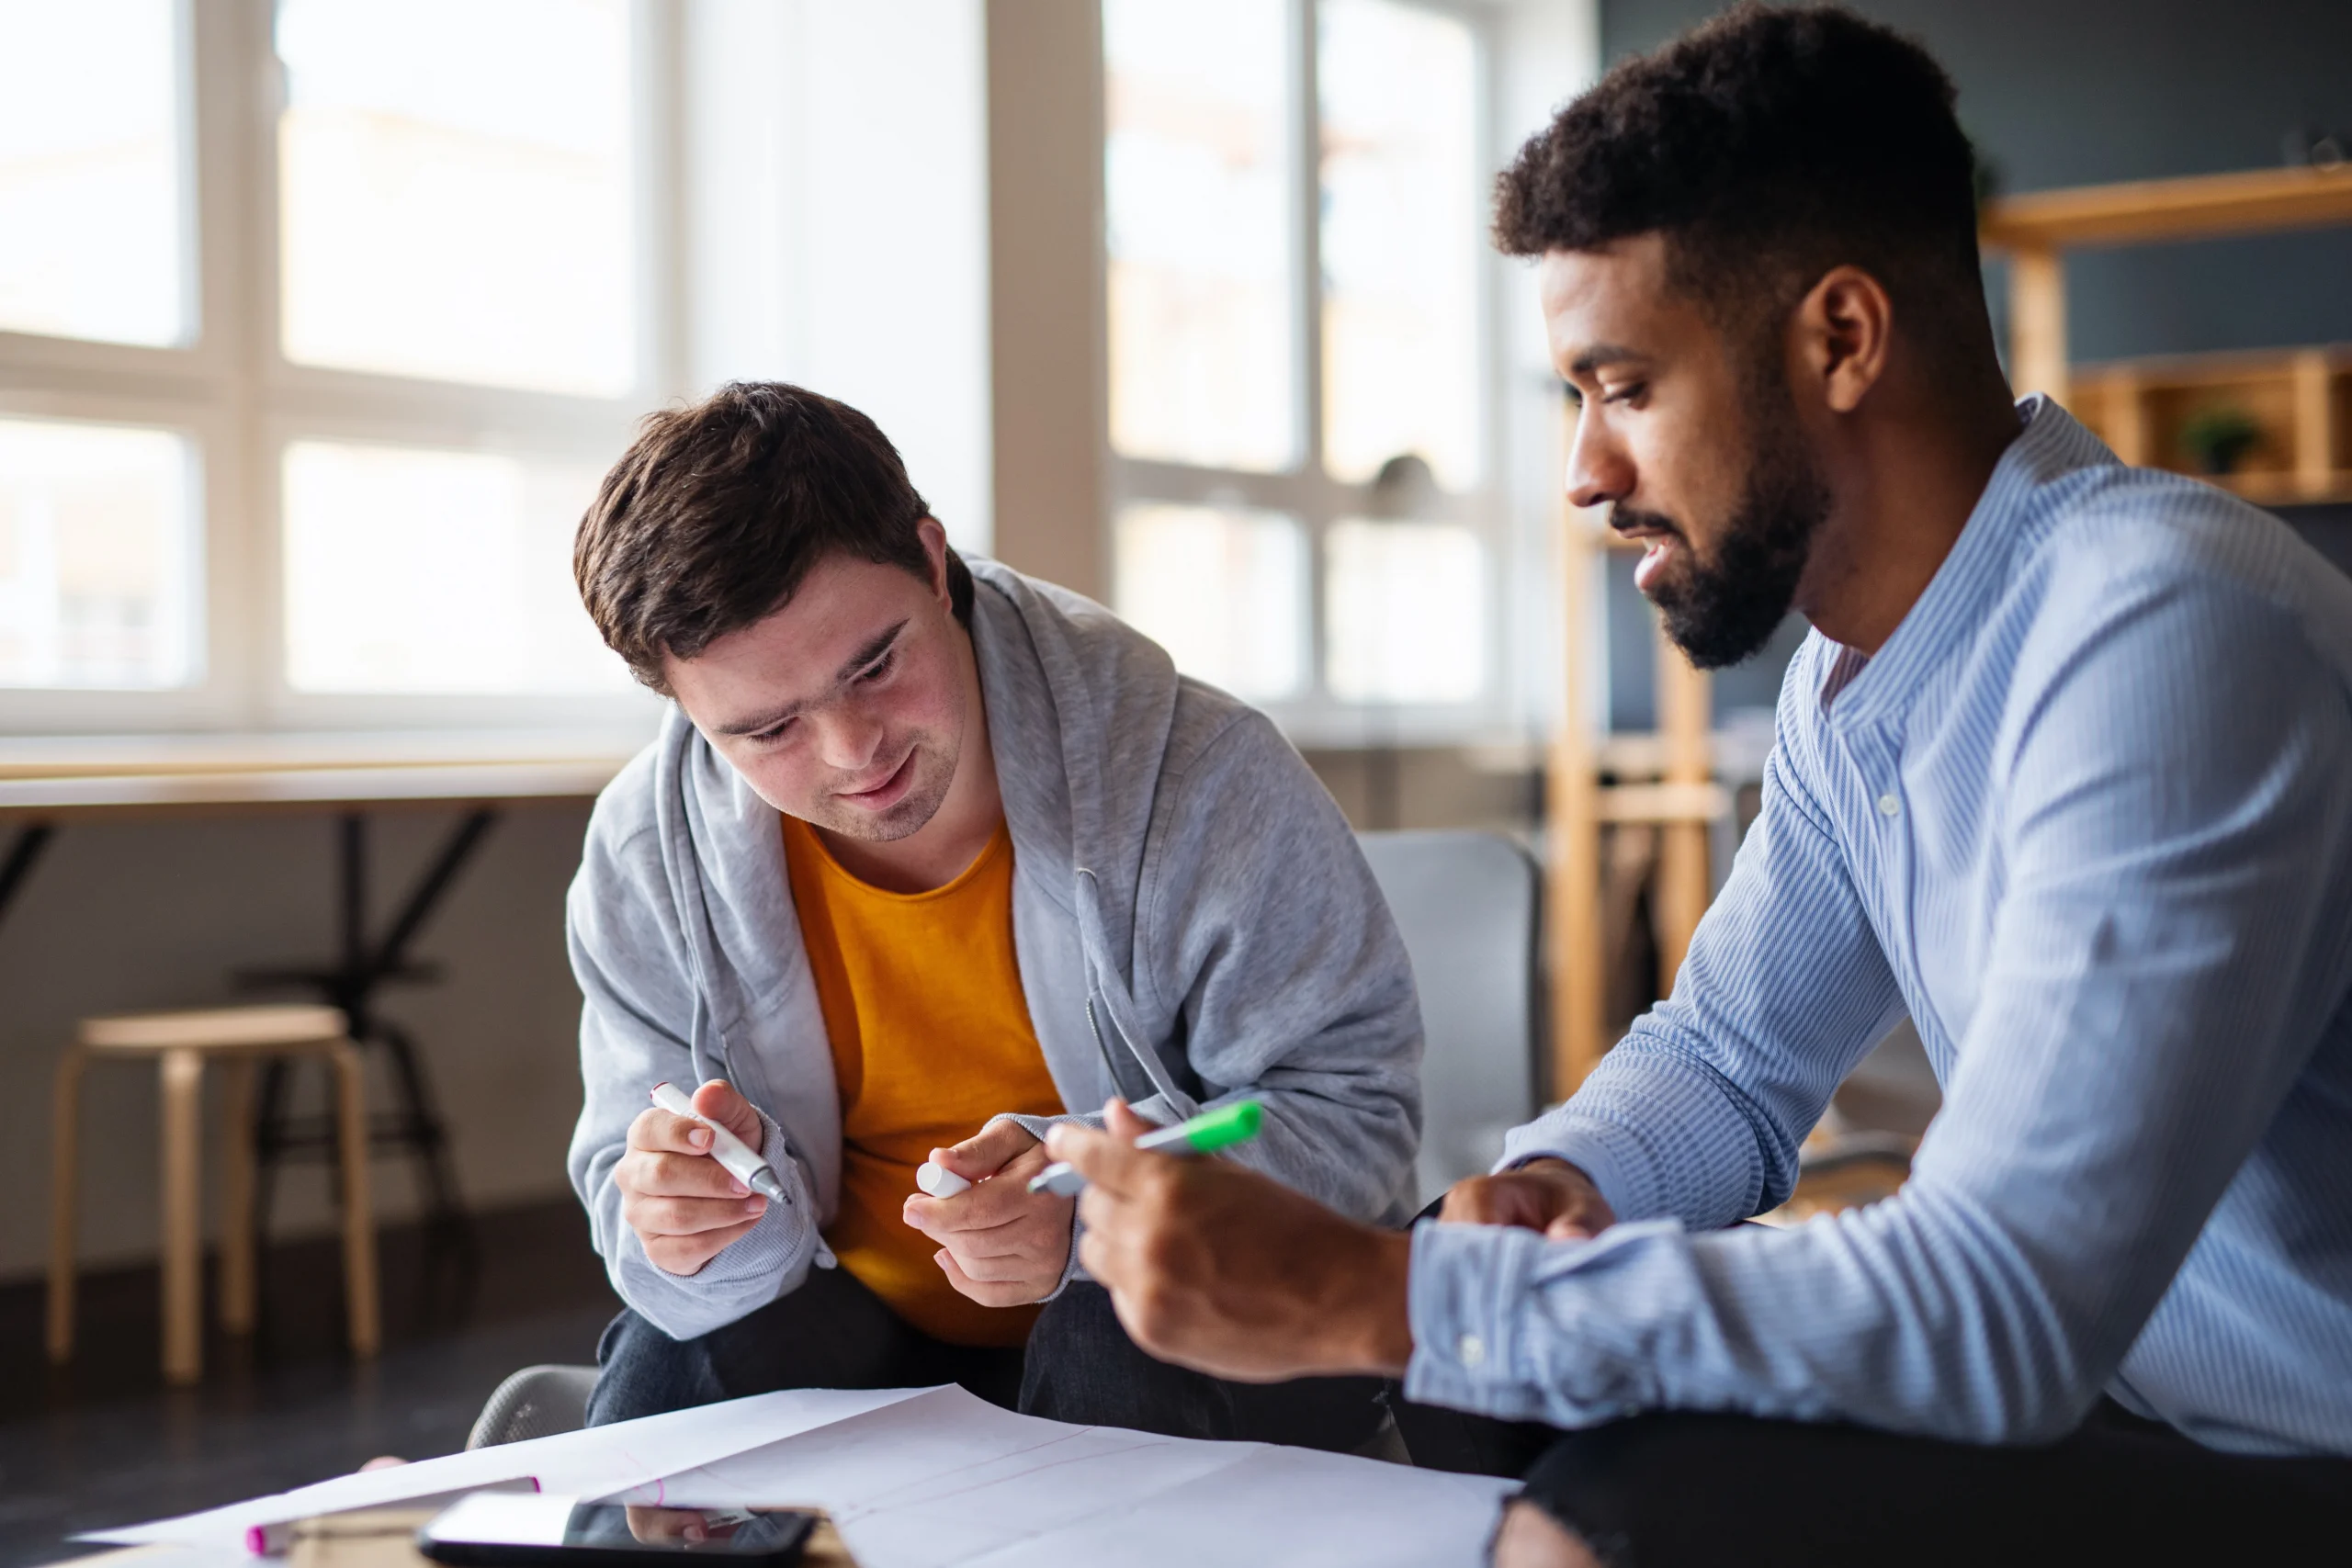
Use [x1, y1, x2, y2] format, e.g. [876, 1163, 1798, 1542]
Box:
[274, 0, 639, 397]
[1105, 0, 1498, 740]
[0, 0, 666, 730]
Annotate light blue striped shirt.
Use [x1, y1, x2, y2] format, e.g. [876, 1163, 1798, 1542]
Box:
[1407, 399, 2352, 1457]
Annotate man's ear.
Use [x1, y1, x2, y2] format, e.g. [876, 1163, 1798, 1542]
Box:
[916, 515, 952, 607]
[1794, 265, 1893, 415]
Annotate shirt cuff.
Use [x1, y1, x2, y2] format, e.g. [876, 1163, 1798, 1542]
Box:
[1401, 1220, 1553, 1422]
[1406, 1215, 1691, 1428]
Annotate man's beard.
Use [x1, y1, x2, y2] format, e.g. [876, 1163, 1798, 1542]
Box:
[1632, 388, 1830, 670]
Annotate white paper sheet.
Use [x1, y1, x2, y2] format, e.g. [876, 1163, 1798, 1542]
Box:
[612, 1385, 1517, 1568]
[84, 1387, 929, 1550]
[89, 1382, 1515, 1566]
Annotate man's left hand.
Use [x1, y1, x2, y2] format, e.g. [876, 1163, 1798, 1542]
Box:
[902, 1119, 1073, 1306]
[1047, 1100, 1415, 1382]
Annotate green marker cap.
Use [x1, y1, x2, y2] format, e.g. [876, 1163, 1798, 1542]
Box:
[1177, 1098, 1262, 1154]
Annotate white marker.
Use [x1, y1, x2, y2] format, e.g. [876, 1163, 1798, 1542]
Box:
[915, 1161, 972, 1198]
[650, 1081, 786, 1201]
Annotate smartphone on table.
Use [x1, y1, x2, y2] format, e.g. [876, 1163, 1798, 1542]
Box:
[416, 1493, 816, 1567]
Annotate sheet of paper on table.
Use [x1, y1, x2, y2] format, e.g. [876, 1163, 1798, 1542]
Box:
[91, 1385, 1515, 1568]
[610, 1385, 1517, 1568]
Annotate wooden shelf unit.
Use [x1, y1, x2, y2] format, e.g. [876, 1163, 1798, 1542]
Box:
[1979, 163, 2352, 406]
[1544, 164, 2352, 1099]
[2070, 345, 2352, 506]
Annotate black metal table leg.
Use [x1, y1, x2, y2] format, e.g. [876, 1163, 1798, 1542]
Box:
[369, 808, 497, 984]
[245, 807, 501, 1328]
[0, 822, 56, 935]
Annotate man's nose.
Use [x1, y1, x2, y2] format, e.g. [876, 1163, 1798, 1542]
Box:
[1565, 407, 1633, 511]
[816, 706, 886, 773]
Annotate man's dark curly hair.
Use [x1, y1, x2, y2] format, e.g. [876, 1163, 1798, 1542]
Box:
[1497, 4, 1989, 358]
[575, 382, 970, 695]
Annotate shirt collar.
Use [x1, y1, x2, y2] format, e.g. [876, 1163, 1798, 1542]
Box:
[1817, 395, 2104, 729]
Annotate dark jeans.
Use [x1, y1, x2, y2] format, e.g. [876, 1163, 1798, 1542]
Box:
[589, 1264, 1383, 1452]
[1392, 1394, 2352, 1566]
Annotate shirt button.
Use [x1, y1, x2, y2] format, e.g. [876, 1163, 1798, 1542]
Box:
[1457, 1334, 1487, 1367]
[1877, 792, 1901, 818]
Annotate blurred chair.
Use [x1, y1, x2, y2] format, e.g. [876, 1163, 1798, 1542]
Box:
[469, 1363, 601, 1449]
[48, 1003, 379, 1384]
[1357, 830, 1542, 1206]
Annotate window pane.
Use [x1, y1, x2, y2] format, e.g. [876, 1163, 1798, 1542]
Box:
[1114, 502, 1305, 700]
[1104, 0, 1296, 470]
[276, 0, 635, 396]
[283, 441, 628, 694]
[1318, 0, 1480, 489]
[1325, 519, 1483, 703]
[0, 417, 198, 688]
[0, 0, 187, 346]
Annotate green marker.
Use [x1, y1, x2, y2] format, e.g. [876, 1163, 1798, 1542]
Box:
[1028, 1100, 1263, 1196]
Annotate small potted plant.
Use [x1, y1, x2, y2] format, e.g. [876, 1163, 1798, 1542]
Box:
[2178, 405, 2264, 476]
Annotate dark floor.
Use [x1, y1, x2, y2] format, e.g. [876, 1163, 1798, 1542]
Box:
[0, 1200, 619, 1568]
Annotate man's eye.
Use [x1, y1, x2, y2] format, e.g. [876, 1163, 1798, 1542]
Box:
[857, 649, 897, 683]
[752, 719, 794, 743]
[1562, 383, 1586, 409]
[1603, 382, 1645, 405]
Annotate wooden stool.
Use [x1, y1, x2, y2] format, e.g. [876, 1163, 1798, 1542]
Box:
[48, 1004, 382, 1384]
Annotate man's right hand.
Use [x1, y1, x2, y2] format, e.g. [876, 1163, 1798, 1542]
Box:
[1438, 1157, 1616, 1240]
[616, 1079, 772, 1276]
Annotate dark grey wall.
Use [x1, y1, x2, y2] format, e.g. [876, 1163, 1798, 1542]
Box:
[1599, 0, 2352, 362]
[1594, 0, 2352, 728]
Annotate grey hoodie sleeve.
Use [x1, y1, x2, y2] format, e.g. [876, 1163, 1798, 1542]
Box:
[1134, 709, 1424, 1221]
[565, 807, 824, 1340]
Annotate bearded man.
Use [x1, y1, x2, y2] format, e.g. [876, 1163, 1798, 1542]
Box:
[1046, 6, 2352, 1564]
[563, 381, 1417, 1451]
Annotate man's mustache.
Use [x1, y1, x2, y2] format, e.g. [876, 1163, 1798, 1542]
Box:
[1611, 505, 1685, 541]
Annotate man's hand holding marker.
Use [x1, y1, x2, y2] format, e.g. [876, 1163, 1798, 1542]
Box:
[616, 1080, 776, 1277]
[901, 1119, 1074, 1306]
[1042, 1098, 1615, 1386]
[1046, 1099, 1414, 1382]
[900, 1100, 1265, 1308]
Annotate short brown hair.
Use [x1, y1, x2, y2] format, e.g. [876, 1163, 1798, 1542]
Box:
[575, 381, 970, 694]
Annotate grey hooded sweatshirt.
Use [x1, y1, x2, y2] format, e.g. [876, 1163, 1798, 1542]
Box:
[565, 558, 1423, 1340]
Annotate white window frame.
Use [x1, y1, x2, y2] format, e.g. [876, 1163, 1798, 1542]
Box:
[1103, 0, 1519, 750]
[0, 0, 675, 734]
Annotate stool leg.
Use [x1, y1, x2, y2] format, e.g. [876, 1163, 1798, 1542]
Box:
[218, 1057, 257, 1335]
[328, 1041, 380, 1359]
[377, 1021, 469, 1242]
[160, 1047, 205, 1384]
[47, 1045, 87, 1364]
[249, 1055, 289, 1269]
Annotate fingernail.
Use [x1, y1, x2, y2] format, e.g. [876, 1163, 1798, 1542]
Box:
[729, 1178, 749, 1196]
[745, 1197, 766, 1214]
[690, 1129, 711, 1148]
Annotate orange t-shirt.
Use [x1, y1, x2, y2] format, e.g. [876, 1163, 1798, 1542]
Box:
[781, 814, 1065, 1346]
